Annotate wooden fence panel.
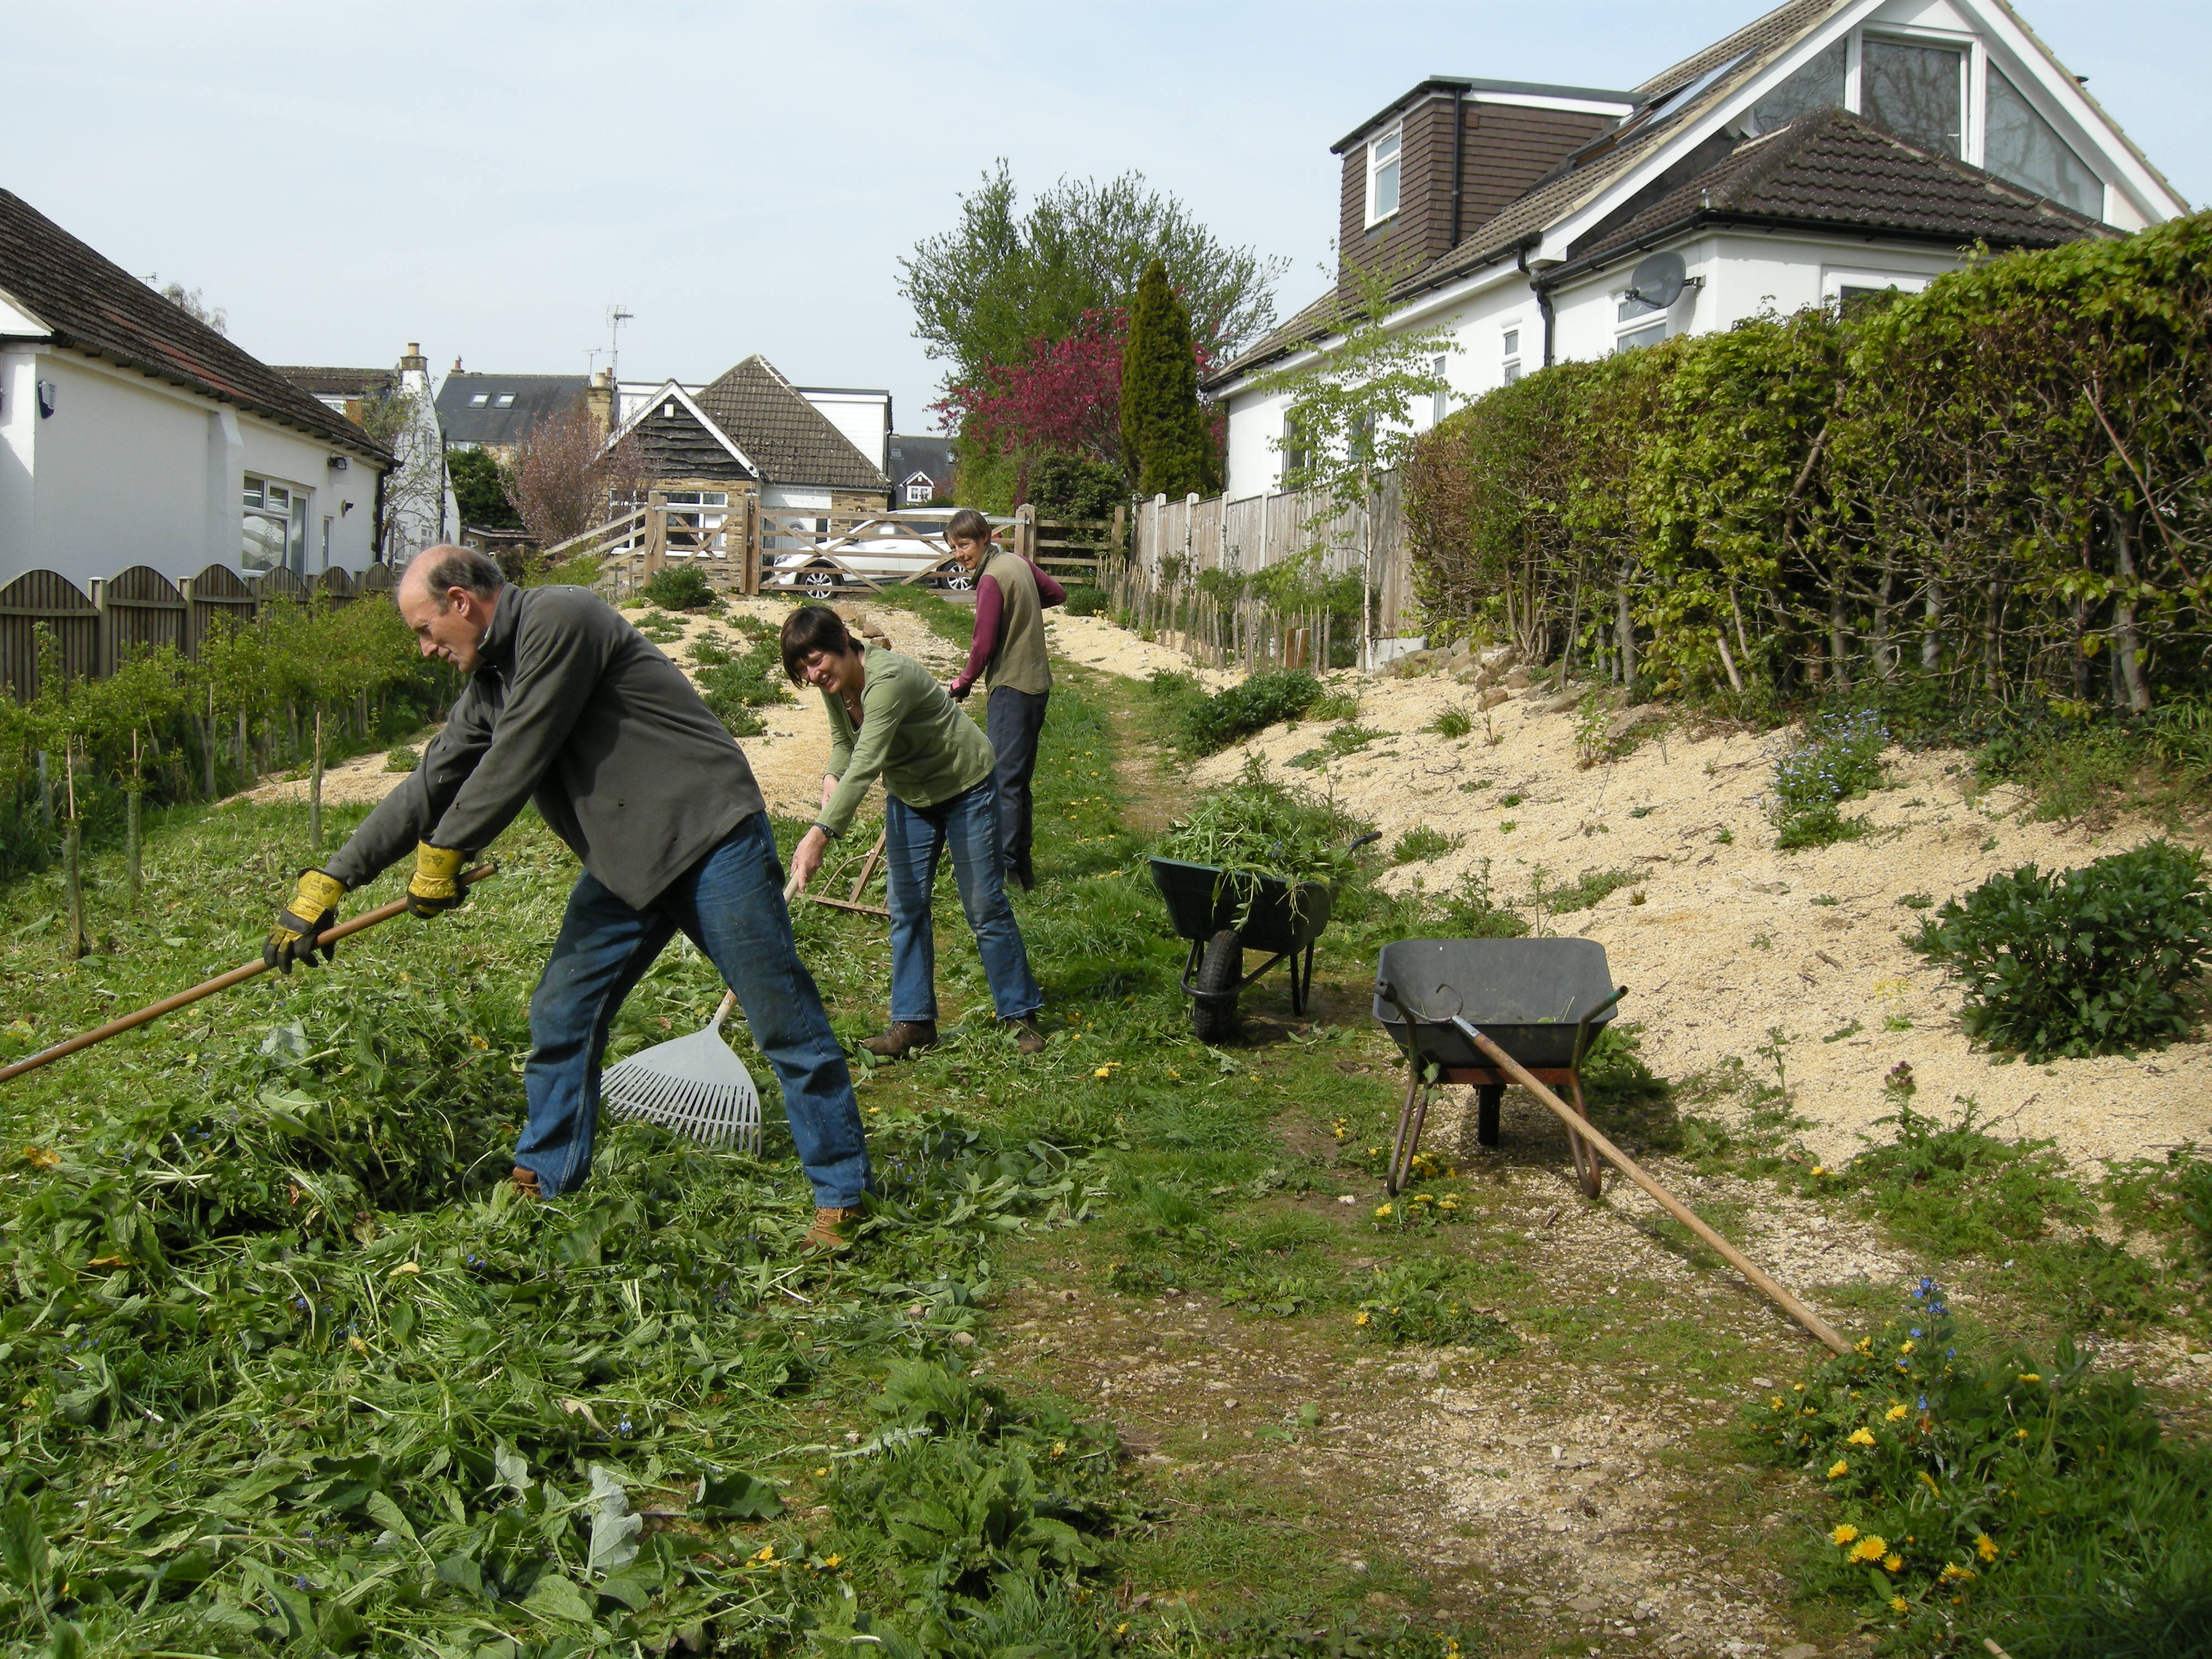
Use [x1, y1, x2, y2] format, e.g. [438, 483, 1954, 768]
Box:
[183, 564, 257, 656]
[0, 570, 98, 701]
[315, 568, 357, 607]
[256, 567, 310, 606]
[359, 562, 397, 597]
[93, 565, 186, 674]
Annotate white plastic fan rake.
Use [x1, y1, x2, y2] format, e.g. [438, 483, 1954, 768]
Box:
[595, 870, 808, 1154]
[598, 988, 760, 1152]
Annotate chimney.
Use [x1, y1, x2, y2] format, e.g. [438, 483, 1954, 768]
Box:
[452, 357, 463, 374]
[587, 369, 614, 435]
[399, 341, 427, 373]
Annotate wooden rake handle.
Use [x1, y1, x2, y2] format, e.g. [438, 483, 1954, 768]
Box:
[1446, 1013, 1853, 1357]
[0, 863, 500, 1086]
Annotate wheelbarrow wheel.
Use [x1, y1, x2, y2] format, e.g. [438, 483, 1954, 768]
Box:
[1191, 928, 1243, 1042]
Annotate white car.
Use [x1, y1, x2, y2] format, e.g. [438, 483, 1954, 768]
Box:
[763, 509, 1009, 597]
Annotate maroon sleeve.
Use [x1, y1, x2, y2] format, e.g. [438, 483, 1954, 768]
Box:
[1032, 562, 1067, 607]
[952, 573, 1002, 691]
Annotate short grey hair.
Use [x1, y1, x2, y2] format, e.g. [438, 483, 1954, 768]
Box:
[410, 545, 505, 608]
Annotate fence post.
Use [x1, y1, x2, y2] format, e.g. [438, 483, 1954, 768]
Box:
[90, 578, 113, 679]
[644, 492, 668, 580]
[1014, 502, 1036, 564]
[1112, 502, 1127, 559]
[741, 494, 760, 595]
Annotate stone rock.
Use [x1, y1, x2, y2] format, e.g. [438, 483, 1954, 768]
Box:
[1503, 665, 1532, 689]
[1452, 665, 1488, 685]
[1777, 1646, 1820, 1659]
[1566, 1595, 1606, 1614]
[1529, 688, 1584, 714]
[1477, 686, 1510, 711]
[1478, 645, 1517, 671]
[1606, 702, 1668, 742]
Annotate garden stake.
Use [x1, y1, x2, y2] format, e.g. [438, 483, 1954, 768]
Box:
[1441, 1011, 1851, 1355]
[0, 864, 499, 1084]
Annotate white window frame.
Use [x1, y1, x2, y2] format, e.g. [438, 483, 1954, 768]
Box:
[1500, 323, 1525, 386]
[242, 476, 311, 575]
[1612, 288, 1671, 354]
[1365, 122, 1403, 227]
[1820, 268, 1933, 310]
[904, 476, 934, 505]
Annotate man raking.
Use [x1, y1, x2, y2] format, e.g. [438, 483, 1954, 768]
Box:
[263, 546, 871, 1250]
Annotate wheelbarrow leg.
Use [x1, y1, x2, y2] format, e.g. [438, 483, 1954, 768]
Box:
[1477, 1083, 1504, 1148]
[1564, 1071, 1604, 1198]
[1289, 942, 1315, 1015]
[1387, 1072, 1430, 1197]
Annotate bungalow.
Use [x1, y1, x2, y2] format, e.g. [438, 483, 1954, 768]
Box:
[606, 354, 892, 541]
[0, 189, 392, 588]
[1206, 0, 2189, 498]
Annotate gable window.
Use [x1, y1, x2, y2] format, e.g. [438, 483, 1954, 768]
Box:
[1501, 327, 1524, 385]
[1861, 36, 1964, 158]
[1985, 66, 2101, 217]
[905, 476, 935, 505]
[1366, 124, 1402, 226]
[1742, 37, 1845, 135]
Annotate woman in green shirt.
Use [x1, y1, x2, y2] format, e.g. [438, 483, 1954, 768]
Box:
[782, 606, 1044, 1057]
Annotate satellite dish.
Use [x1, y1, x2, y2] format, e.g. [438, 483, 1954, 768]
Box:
[1626, 251, 1690, 309]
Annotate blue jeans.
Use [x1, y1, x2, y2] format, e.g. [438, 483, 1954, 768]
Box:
[884, 781, 1043, 1024]
[517, 811, 871, 1206]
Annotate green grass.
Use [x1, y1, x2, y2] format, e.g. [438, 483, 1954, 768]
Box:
[1387, 826, 1459, 866]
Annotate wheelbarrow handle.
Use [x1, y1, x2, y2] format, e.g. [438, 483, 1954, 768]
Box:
[1348, 831, 1383, 853]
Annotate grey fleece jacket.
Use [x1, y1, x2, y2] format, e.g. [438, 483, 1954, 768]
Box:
[325, 585, 765, 909]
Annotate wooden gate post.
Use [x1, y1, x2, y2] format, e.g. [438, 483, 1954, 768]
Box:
[1014, 502, 1036, 564]
[644, 492, 668, 580]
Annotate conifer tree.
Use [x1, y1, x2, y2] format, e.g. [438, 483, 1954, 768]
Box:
[1120, 258, 1219, 499]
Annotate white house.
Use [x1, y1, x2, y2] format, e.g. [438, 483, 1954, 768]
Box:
[0, 189, 392, 590]
[615, 379, 892, 475]
[278, 345, 453, 560]
[1207, 0, 2189, 499]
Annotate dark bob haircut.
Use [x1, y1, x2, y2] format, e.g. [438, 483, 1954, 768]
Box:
[779, 604, 858, 684]
[945, 507, 992, 546]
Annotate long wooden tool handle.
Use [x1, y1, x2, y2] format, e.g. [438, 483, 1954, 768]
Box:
[1452, 1015, 1851, 1356]
[0, 863, 499, 1085]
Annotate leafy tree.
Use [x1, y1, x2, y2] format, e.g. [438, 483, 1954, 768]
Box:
[899, 163, 1284, 395]
[1120, 259, 1218, 499]
[507, 400, 650, 550]
[448, 445, 521, 530]
[354, 380, 448, 561]
[937, 307, 1131, 476]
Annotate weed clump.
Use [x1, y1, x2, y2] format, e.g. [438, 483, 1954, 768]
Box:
[1154, 759, 1372, 896]
[1389, 826, 1459, 865]
[1178, 670, 1322, 754]
[1760, 1279, 2212, 1656]
[1908, 839, 2212, 1060]
[690, 618, 795, 738]
[1429, 706, 1472, 739]
[1770, 708, 1887, 848]
[1062, 584, 1107, 616]
[640, 565, 718, 612]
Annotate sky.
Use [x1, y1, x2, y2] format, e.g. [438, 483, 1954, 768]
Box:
[12, 2, 2206, 436]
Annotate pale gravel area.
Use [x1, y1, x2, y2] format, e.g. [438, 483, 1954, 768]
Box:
[1164, 650, 2210, 1176]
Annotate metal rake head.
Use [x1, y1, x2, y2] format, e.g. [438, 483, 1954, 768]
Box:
[598, 995, 761, 1154]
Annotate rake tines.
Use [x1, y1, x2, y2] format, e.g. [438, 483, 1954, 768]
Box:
[598, 991, 761, 1154]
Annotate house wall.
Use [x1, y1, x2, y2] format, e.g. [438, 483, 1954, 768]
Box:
[1339, 93, 1459, 288]
[0, 346, 380, 589]
[797, 389, 891, 473]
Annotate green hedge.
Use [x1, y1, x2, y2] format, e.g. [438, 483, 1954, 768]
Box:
[1405, 213, 2212, 713]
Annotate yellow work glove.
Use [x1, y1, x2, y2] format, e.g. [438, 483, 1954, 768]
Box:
[265, 869, 346, 973]
[405, 843, 468, 917]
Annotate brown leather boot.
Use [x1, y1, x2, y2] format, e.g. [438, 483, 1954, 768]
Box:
[1001, 1015, 1045, 1055]
[509, 1166, 541, 1201]
[801, 1206, 866, 1254]
[860, 1020, 937, 1058]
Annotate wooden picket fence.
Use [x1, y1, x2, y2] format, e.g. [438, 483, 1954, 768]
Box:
[0, 561, 384, 702]
[1101, 556, 1336, 675]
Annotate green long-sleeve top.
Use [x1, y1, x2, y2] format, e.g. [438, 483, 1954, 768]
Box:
[815, 646, 995, 838]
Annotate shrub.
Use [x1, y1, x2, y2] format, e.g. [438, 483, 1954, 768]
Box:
[641, 565, 718, 612]
[530, 551, 602, 587]
[1388, 826, 1459, 865]
[1909, 839, 2212, 1059]
[1429, 706, 1472, 739]
[1771, 709, 1888, 848]
[1437, 859, 1527, 939]
[1062, 585, 1107, 616]
[383, 744, 419, 774]
[1179, 670, 1321, 754]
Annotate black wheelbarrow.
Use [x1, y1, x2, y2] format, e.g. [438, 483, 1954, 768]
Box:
[1371, 938, 1627, 1197]
[1151, 833, 1380, 1041]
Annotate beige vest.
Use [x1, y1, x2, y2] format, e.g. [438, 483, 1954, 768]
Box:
[982, 550, 1051, 695]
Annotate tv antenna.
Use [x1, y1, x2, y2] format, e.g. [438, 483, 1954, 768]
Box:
[584, 346, 603, 378]
[607, 304, 634, 388]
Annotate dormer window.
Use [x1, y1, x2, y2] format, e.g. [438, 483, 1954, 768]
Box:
[1861, 36, 1964, 158]
[1366, 124, 1402, 226]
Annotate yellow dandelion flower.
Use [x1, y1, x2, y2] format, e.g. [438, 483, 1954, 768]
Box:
[751, 1545, 775, 1563]
[1854, 1339, 1873, 1356]
[1771, 1397, 1786, 1413]
[1831, 1524, 1860, 1546]
[1093, 1066, 1111, 1079]
[1940, 1563, 1975, 1583]
[2014, 1427, 2030, 1439]
[1374, 1203, 1394, 1218]
[1849, 1537, 1886, 1563]
[1889, 1595, 1909, 1615]
[824, 1553, 842, 1568]
[1976, 1533, 1999, 1562]
[1811, 1166, 1828, 1177]
[2017, 1372, 2041, 1384]
[1355, 1311, 1371, 1327]
[1900, 1340, 1916, 1354]
[813, 1467, 828, 1478]
[1827, 1460, 1850, 1479]
[1051, 1441, 1067, 1458]
[1885, 1403, 1910, 1422]
[1883, 1553, 1903, 1574]
[1847, 1427, 1877, 1446]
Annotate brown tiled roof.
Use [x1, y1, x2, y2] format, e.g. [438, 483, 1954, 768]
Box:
[694, 356, 888, 493]
[0, 190, 392, 463]
[1570, 106, 2106, 269]
[274, 365, 397, 401]
[1631, 0, 1850, 98]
